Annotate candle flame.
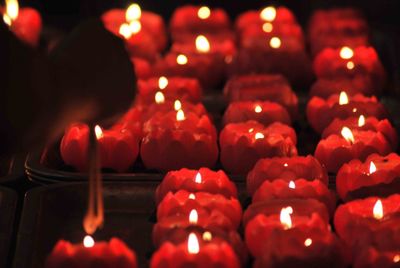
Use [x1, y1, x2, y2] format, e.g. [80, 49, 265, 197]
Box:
[269, 37, 281, 49]
[195, 172, 202, 183]
[358, 115, 365, 127]
[262, 22, 273, 33]
[126, 3, 141, 22]
[174, 100, 182, 111]
[289, 180, 296, 189]
[83, 235, 95, 248]
[340, 46, 354, 60]
[188, 233, 200, 254]
[189, 209, 198, 224]
[255, 132, 265, 140]
[373, 199, 383, 220]
[254, 105, 262, 113]
[393, 255, 400, 263]
[94, 125, 103, 140]
[339, 91, 349, 105]
[341, 127, 355, 144]
[198, 6, 210, 19]
[155, 91, 165, 104]
[369, 161, 377, 174]
[176, 109, 185, 121]
[260, 6, 276, 21]
[158, 76, 168, 90]
[280, 206, 293, 229]
[3, 0, 19, 26]
[129, 20, 142, 34]
[119, 23, 133, 39]
[304, 238, 312, 247]
[347, 61, 355, 70]
[248, 128, 254, 133]
[177, 54, 188, 65]
[189, 193, 196, 200]
[195, 35, 210, 53]
[202, 231, 212, 241]
[283, 163, 288, 167]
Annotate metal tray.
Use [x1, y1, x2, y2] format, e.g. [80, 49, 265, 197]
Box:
[0, 187, 18, 268]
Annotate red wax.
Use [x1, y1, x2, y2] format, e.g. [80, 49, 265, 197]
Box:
[322, 116, 398, 149]
[306, 93, 388, 134]
[140, 112, 218, 171]
[3, 7, 42, 47]
[336, 153, 400, 201]
[334, 194, 400, 247]
[247, 155, 329, 195]
[169, 5, 231, 42]
[131, 57, 152, 80]
[310, 76, 378, 99]
[136, 77, 202, 104]
[60, 123, 139, 172]
[223, 74, 299, 119]
[45, 238, 137, 268]
[253, 227, 349, 268]
[157, 190, 242, 229]
[155, 168, 237, 204]
[252, 179, 336, 215]
[314, 130, 393, 173]
[222, 101, 291, 126]
[113, 107, 143, 138]
[228, 35, 313, 88]
[152, 209, 236, 246]
[245, 212, 329, 257]
[102, 8, 167, 52]
[313, 46, 386, 89]
[220, 121, 298, 174]
[150, 238, 240, 268]
[243, 198, 330, 227]
[138, 101, 207, 122]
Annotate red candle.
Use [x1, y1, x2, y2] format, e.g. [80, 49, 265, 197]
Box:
[45, 236, 137, 268]
[155, 168, 237, 204]
[223, 74, 299, 119]
[222, 101, 291, 126]
[245, 207, 330, 257]
[252, 179, 336, 215]
[131, 57, 152, 80]
[157, 190, 242, 230]
[253, 227, 349, 268]
[336, 153, 400, 201]
[310, 76, 378, 99]
[243, 198, 330, 227]
[314, 127, 393, 173]
[307, 92, 388, 133]
[2, 1, 42, 47]
[313, 46, 386, 89]
[150, 233, 240, 268]
[169, 5, 231, 43]
[102, 4, 167, 54]
[334, 194, 400, 247]
[220, 121, 297, 174]
[60, 124, 139, 172]
[247, 155, 329, 196]
[140, 111, 218, 171]
[322, 115, 398, 149]
[228, 35, 313, 88]
[113, 107, 143, 138]
[136, 77, 202, 104]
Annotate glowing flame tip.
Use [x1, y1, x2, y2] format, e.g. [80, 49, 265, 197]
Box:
[83, 235, 95, 248]
[188, 233, 200, 254]
[341, 127, 355, 144]
[373, 199, 383, 220]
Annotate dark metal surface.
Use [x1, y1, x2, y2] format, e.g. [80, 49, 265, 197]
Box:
[0, 187, 18, 268]
[0, 155, 26, 185]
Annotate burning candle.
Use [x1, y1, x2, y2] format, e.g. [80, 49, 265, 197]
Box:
[220, 121, 297, 174]
[2, 0, 42, 46]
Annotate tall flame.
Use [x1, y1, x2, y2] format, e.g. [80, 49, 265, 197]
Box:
[126, 3, 141, 22]
[339, 91, 349, 105]
[155, 91, 165, 104]
[340, 47, 354, 60]
[174, 100, 182, 111]
[189, 209, 198, 224]
[369, 161, 377, 174]
[195, 172, 202, 183]
[280, 206, 293, 229]
[373, 199, 383, 220]
[196, 35, 210, 53]
[176, 109, 185, 121]
[269, 37, 281, 49]
[94, 125, 103, 139]
[260, 6, 276, 21]
[198, 6, 211, 19]
[83, 235, 95, 248]
[341, 127, 355, 144]
[358, 115, 365, 127]
[3, 0, 19, 26]
[188, 233, 200, 254]
[158, 76, 168, 90]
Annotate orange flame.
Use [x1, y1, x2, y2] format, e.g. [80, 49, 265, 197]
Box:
[373, 199, 383, 220]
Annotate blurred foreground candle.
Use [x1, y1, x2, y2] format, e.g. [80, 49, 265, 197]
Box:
[336, 153, 400, 201]
[314, 127, 392, 173]
[220, 121, 297, 174]
[60, 123, 140, 172]
[246, 155, 328, 195]
[130, 57, 153, 80]
[223, 74, 299, 119]
[150, 233, 240, 268]
[155, 168, 237, 204]
[46, 236, 138, 268]
[2, 0, 42, 46]
[334, 194, 400, 247]
[307, 92, 387, 133]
